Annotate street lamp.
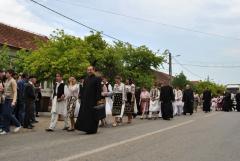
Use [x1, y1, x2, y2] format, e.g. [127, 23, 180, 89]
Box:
[164, 50, 180, 84]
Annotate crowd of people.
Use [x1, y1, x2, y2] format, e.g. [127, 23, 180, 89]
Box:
[0, 69, 42, 135]
[0, 66, 240, 135]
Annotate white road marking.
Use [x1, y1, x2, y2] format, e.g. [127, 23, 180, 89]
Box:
[203, 112, 219, 118]
[56, 120, 195, 161]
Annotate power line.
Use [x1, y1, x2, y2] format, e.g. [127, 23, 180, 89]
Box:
[53, 0, 240, 41]
[29, 0, 136, 47]
[173, 63, 240, 68]
[172, 57, 203, 79]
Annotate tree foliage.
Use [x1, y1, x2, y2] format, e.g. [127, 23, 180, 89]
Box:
[172, 72, 189, 89]
[0, 45, 11, 70]
[13, 30, 164, 87]
[193, 81, 225, 96]
[172, 72, 225, 95]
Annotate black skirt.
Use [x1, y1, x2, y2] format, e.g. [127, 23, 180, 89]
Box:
[124, 92, 134, 114]
[112, 93, 123, 116]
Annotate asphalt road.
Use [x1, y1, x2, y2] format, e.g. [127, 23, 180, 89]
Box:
[1, 111, 240, 161]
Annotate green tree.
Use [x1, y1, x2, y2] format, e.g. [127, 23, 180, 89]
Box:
[172, 72, 189, 89]
[18, 30, 90, 80]
[15, 30, 164, 88]
[193, 81, 225, 96]
[115, 42, 164, 88]
[0, 45, 11, 70]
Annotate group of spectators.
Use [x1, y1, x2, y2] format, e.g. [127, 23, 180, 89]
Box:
[0, 69, 41, 135]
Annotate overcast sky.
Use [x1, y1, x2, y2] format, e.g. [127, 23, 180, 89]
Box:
[1, 0, 240, 84]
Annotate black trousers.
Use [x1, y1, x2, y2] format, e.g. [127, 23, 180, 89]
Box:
[24, 101, 34, 127]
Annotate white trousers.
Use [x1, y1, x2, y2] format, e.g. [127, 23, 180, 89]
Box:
[49, 112, 68, 129]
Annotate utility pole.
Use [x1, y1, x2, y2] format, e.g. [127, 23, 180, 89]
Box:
[169, 51, 172, 83]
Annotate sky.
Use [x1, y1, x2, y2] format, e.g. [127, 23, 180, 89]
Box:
[0, 0, 240, 85]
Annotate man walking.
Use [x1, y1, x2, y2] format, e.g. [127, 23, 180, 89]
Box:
[160, 82, 175, 120]
[16, 73, 28, 126]
[46, 73, 68, 132]
[203, 88, 212, 113]
[75, 66, 102, 134]
[23, 76, 37, 129]
[182, 85, 194, 115]
[0, 69, 21, 135]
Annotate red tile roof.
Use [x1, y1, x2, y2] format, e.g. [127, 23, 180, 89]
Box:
[190, 80, 200, 85]
[0, 22, 48, 50]
[152, 70, 173, 84]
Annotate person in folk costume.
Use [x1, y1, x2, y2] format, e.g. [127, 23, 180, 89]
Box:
[65, 77, 79, 132]
[75, 66, 102, 134]
[112, 76, 126, 127]
[148, 82, 161, 119]
[173, 86, 183, 116]
[124, 79, 137, 123]
[160, 81, 175, 120]
[139, 87, 150, 119]
[210, 96, 217, 111]
[100, 77, 113, 127]
[193, 92, 200, 112]
[202, 88, 212, 113]
[46, 73, 68, 132]
[216, 95, 223, 111]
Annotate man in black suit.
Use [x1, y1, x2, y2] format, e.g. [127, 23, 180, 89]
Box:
[23, 76, 37, 129]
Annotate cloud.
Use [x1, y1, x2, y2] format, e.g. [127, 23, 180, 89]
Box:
[0, 0, 54, 36]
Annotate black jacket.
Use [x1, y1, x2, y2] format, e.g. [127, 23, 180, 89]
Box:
[24, 82, 36, 101]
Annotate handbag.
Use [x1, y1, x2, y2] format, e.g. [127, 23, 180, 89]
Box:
[93, 103, 106, 120]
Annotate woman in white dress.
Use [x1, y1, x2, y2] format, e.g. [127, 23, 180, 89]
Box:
[148, 83, 161, 119]
[66, 77, 79, 131]
[173, 87, 183, 116]
[100, 77, 113, 127]
[102, 77, 113, 115]
[112, 76, 126, 127]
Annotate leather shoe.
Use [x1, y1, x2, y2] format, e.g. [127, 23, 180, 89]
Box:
[46, 128, 54, 132]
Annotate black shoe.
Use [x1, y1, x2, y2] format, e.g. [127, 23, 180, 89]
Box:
[46, 128, 54, 132]
[32, 120, 39, 124]
[163, 118, 170, 120]
[36, 115, 39, 117]
[23, 126, 32, 129]
[86, 132, 97, 134]
[67, 129, 75, 132]
[62, 127, 69, 130]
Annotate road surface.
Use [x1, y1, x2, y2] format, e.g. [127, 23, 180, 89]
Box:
[1, 111, 240, 161]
